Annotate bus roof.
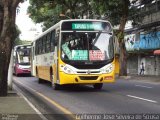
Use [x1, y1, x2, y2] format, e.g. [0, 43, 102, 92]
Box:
[32, 19, 113, 42]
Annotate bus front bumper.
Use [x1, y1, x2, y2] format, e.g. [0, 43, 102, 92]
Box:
[16, 67, 31, 75]
[59, 71, 115, 85]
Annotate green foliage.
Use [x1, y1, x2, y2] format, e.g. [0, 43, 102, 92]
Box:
[91, 0, 130, 25]
[14, 26, 21, 45]
[27, 0, 153, 76]
[28, 0, 142, 30]
[28, 0, 91, 30]
[28, 0, 61, 31]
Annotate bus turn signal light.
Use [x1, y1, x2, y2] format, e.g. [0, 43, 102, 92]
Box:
[104, 76, 113, 80]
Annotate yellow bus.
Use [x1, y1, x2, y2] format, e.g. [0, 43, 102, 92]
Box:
[31, 19, 115, 90]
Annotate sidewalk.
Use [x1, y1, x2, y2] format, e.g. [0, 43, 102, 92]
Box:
[0, 90, 41, 120]
[116, 74, 160, 83]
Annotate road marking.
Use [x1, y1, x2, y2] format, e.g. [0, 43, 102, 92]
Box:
[14, 80, 76, 120]
[132, 80, 160, 85]
[127, 95, 157, 103]
[135, 85, 152, 89]
[14, 85, 48, 120]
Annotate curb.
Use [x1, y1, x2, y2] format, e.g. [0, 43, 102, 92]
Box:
[116, 76, 132, 80]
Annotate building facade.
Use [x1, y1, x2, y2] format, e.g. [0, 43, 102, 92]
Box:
[125, 1, 160, 75]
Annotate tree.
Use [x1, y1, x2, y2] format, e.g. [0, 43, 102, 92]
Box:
[28, 0, 149, 76]
[28, 0, 90, 31]
[90, 0, 140, 76]
[0, 0, 23, 96]
[14, 25, 22, 45]
[91, 0, 155, 76]
[28, 0, 61, 31]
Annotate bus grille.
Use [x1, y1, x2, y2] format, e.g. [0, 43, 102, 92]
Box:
[77, 71, 100, 74]
[79, 76, 98, 80]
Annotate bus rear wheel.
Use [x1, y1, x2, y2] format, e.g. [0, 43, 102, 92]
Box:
[38, 78, 44, 84]
[93, 83, 103, 90]
[36, 67, 43, 83]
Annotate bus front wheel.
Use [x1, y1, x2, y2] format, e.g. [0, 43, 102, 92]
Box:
[93, 83, 103, 90]
[52, 83, 61, 90]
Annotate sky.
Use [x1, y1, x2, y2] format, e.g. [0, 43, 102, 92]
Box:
[16, 0, 42, 41]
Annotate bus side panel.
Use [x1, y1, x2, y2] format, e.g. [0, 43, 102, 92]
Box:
[37, 66, 50, 81]
[52, 47, 58, 84]
[35, 53, 54, 82]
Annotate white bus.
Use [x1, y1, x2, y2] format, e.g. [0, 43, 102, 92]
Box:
[31, 19, 115, 90]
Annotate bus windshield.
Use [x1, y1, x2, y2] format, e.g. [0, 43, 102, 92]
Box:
[17, 48, 31, 65]
[61, 32, 114, 62]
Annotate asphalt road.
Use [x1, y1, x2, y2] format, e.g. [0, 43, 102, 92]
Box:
[13, 76, 160, 119]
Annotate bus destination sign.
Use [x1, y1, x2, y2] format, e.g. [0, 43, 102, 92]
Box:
[72, 23, 102, 30]
[61, 21, 111, 31]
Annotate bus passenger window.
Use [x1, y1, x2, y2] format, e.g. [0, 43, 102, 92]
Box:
[42, 36, 46, 54]
[46, 33, 51, 53]
[39, 39, 42, 54]
[51, 31, 55, 52]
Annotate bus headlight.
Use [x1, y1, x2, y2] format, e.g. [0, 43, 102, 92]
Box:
[17, 65, 23, 69]
[61, 65, 75, 74]
[100, 64, 113, 74]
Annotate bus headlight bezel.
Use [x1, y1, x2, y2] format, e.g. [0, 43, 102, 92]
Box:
[60, 64, 75, 74]
[100, 63, 114, 74]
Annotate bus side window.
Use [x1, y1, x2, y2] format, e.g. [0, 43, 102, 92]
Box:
[42, 36, 46, 54]
[32, 46, 35, 60]
[51, 30, 55, 52]
[36, 40, 39, 55]
[55, 29, 59, 46]
[46, 33, 51, 53]
[39, 39, 43, 54]
[35, 41, 38, 55]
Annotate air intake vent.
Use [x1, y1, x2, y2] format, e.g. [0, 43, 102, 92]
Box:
[77, 71, 100, 74]
[79, 76, 98, 80]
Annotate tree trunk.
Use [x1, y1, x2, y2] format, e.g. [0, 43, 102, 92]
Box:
[118, 19, 127, 76]
[0, 51, 8, 96]
[0, 0, 21, 96]
[119, 38, 127, 76]
[0, 37, 13, 96]
[118, 0, 129, 76]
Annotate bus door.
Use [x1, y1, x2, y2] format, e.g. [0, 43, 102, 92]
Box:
[52, 29, 60, 84]
[31, 43, 36, 76]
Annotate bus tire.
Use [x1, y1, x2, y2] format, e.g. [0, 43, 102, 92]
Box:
[52, 83, 61, 90]
[50, 67, 57, 90]
[50, 67, 53, 81]
[36, 67, 43, 84]
[38, 78, 44, 84]
[93, 83, 103, 90]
